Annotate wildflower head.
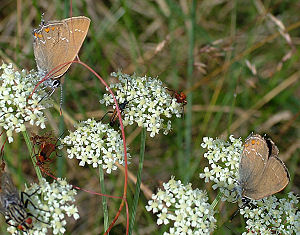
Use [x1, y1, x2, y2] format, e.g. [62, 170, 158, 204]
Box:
[100, 71, 184, 137]
[146, 176, 217, 234]
[6, 178, 79, 235]
[0, 63, 48, 143]
[240, 192, 300, 234]
[62, 118, 130, 174]
[199, 135, 242, 202]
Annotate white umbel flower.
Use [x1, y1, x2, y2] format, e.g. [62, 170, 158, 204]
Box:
[7, 178, 79, 235]
[62, 118, 130, 173]
[146, 176, 216, 234]
[0, 63, 48, 143]
[100, 72, 184, 137]
[199, 135, 242, 202]
[240, 192, 300, 234]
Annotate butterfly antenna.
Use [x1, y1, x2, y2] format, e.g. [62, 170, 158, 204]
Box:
[40, 13, 45, 26]
[59, 83, 63, 116]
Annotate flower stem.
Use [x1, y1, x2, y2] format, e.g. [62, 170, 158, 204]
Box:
[211, 191, 223, 210]
[203, 191, 223, 222]
[22, 131, 42, 181]
[128, 127, 146, 234]
[99, 166, 109, 233]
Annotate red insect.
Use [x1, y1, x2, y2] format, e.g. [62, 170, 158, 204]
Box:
[166, 88, 187, 105]
[174, 91, 187, 105]
[31, 133, 61, 170]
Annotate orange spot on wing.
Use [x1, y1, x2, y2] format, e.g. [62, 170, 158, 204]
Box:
[45, 27, 50, 33]
[251, 140, 256, 145]
[51, 27, 55, 31]
[38, 34, 43, 38]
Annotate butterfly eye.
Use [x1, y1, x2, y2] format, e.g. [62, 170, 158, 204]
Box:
[52, 80, 61, 88]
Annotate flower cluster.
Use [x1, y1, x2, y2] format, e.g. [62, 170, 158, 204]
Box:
[100, 72, 184, 137]
[240, 192, 300, 234]
[62, 118, 130, 173]
[7, 178, 79, 235]
[146, 176, 216, 235]
[0, 63, 48, 143]
[199, 135, 242, 202]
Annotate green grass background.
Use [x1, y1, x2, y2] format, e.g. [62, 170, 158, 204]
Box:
[0, 0, 299, 234]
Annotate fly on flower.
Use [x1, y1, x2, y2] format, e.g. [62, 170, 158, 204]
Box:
[0, 170, 48, 231]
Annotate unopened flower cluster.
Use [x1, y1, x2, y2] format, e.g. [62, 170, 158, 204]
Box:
[240, 192, 300, 234]
[62, 119, 130, 173]
[100, 72, 184, 137]
[0, 63, 47, 143]
[146, 176, 216, 235]
[199, 135, 242, 202]
[7, 178, 79, 235]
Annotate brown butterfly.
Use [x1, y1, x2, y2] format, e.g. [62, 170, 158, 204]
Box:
[237, 134, 290, 200]
[33, 16, 90, 94]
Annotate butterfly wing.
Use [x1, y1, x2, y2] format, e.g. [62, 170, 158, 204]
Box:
[33, 16, 90, 80]
[63, 16, 90, 67]
[243, 139, 289, 200]
[33, 20, 70, 78]
[238, 134, 269, 198]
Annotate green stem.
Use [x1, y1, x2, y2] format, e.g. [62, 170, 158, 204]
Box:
[128, 127, 146, 235]
[211, 191, 223, 210]
[22, 131, 42, 181]
[203, 191, 223, 221]
[99, 166, 109, 233]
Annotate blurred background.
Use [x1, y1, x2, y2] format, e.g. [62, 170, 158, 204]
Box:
[0, 0, 299, 234]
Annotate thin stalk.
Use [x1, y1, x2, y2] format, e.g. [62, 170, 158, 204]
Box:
[203, 191, 223, 222]
[211, 191, 223, 210]
[99, 166, 109, 233]
[22, 131, 42, 181]
[128, 128, 146, 234]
